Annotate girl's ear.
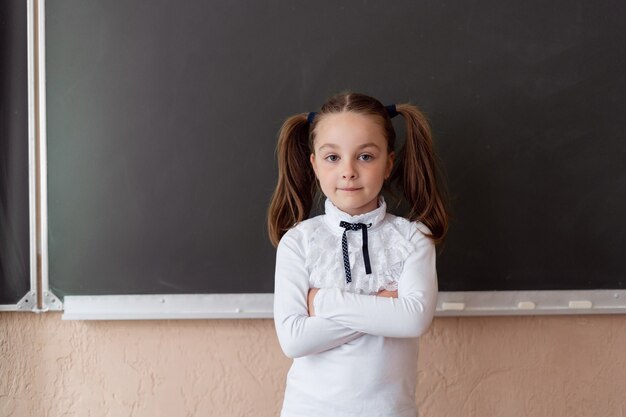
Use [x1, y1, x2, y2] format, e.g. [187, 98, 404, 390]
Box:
[310, 153, 319, 178]
[385, 151, 395, 179]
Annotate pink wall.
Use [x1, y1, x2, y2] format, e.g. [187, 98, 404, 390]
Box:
[2, 313, 625, 416]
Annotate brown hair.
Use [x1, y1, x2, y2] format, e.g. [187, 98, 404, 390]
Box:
[267, 92, 449, 247]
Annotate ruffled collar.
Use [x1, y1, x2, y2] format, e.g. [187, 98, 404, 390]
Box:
[323, 197, 387, 235]
[305, 196, 415, 294]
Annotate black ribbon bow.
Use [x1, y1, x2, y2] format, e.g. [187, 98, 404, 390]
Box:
[339, 221, 372, 284]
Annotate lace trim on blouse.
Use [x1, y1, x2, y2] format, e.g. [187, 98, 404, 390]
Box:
[304, 199, 417, 294]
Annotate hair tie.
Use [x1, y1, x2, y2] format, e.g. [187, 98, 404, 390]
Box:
[385, 104, 399, 119]
[307, 112, 316, 124]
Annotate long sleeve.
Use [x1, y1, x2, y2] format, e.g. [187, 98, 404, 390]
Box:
[313, 224, 438, 338]
[273, 229, 364, 359]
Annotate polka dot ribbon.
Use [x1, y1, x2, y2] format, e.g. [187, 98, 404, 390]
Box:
[339, 221, 372, 284]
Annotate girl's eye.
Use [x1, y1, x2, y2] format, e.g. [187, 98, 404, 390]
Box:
[359, 154, 373, 161]
[325, 155, 339, 162]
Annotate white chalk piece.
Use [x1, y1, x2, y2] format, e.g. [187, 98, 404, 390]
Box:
[568, 300, 593, 309]
[441, 302, 466, 311]
[517, 301, 536, 310]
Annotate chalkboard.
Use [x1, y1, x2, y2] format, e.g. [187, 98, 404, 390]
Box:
[0, 0, 31, 305]
[45, 0, 626, 299]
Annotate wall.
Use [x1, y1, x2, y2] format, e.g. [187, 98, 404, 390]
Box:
[1, 313, 625, 417]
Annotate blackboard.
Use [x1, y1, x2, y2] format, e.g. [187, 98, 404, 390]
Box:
[0, 0, 30, 305]
[44, 0, 626, 299]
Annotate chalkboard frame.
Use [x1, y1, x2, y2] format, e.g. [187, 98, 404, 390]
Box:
[16, 0, 625, 318]
[60, 291, 626, 320]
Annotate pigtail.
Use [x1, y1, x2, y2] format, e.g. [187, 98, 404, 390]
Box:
[392, 104, 449, 245]
[267, 114, 316, 247]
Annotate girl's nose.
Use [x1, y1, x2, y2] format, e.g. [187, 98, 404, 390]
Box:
[341, 161, 357, 179]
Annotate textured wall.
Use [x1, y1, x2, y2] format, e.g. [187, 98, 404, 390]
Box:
[1, 313, 625, 417]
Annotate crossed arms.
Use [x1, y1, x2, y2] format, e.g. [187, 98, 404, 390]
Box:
[273, 226, 438, 359]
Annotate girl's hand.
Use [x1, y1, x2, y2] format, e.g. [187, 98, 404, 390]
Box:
[377, 289, 398, 298]
[308, 288, 320, 316]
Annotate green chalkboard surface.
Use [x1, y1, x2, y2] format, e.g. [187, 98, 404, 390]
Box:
[44, 0, 626, 297]
[1, 0, 30, 305]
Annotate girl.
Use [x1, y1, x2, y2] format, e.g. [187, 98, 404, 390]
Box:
[268, 92, 448, 417]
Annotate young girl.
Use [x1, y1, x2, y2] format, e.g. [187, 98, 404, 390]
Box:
[268, 92, 448, 417]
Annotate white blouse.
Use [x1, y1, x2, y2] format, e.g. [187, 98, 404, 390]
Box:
[273, 198, 438, 417]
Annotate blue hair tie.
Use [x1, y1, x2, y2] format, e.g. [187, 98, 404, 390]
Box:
[385, 104, 399, 118]
[307, 112, 316, 124]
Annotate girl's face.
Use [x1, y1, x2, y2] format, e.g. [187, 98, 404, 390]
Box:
[310, 112, 394, 216]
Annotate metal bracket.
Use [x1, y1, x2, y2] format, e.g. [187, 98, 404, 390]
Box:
[42, 290, 63, 311]
[16, 291, 37, 311]
[13, 291, 63, 312]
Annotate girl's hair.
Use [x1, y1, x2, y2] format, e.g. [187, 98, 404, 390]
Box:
[267, 92, 449, 247]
